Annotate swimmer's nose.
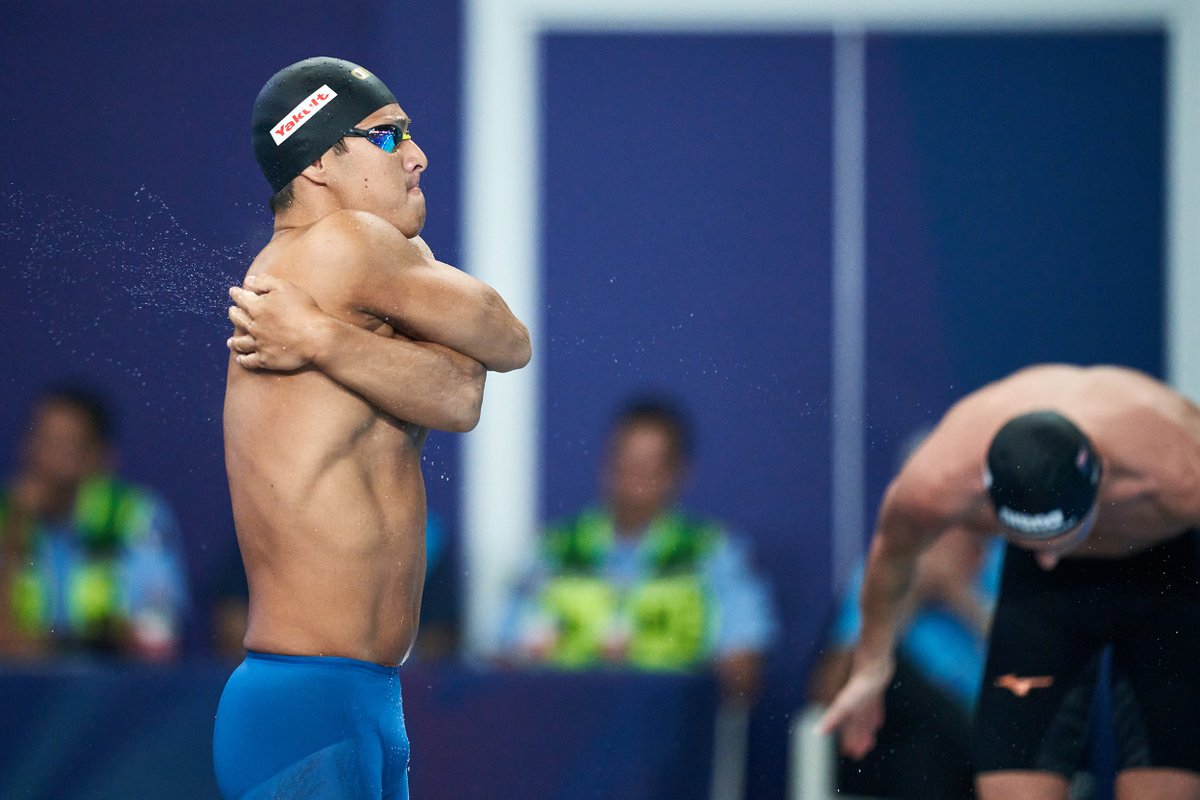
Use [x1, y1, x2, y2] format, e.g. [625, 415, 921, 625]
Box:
[405, 139, 427, 173]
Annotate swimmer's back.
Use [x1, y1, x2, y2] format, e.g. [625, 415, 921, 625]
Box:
[224, 211, 429, 666]
[898, 364, 1200, 556]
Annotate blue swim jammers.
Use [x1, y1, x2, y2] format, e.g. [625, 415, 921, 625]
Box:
[213, 651, 410, 799]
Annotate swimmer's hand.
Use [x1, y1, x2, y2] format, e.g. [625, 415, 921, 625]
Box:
[227, 274, 325, 371]
[817, 655, 892, 760]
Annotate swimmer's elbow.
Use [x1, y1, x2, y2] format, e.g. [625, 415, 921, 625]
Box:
[443, 366, 486, 432]
[475, 287, 531, 373]
[447, 402, 482, 433]
[490, 321, 532, 374]
[506, 323, 533, 372]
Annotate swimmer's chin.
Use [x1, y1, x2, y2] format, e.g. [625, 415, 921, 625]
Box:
[399, 213, 426, 239]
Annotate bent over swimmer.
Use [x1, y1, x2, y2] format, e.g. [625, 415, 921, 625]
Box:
[821, 364, 1200, 800]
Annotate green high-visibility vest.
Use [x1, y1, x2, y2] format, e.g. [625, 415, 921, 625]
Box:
[539, 510, 719, 671]
[0, 475, 148, 638]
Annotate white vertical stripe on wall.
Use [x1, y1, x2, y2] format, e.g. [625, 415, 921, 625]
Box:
[462, 1, 541, 656]
[831, 30, 868, 593]
[1168, 4, 1200, 400]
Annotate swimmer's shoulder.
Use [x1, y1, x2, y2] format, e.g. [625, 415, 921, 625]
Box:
[1067, 365, 1197, 427]
[304, 210, 425, 272]
[890, 429, 981, 516]
[251, 212, 427, 303]
[949, 364, 1130, 415]
[1005, 363, 1164, 400]
[881, 460, 970, 540]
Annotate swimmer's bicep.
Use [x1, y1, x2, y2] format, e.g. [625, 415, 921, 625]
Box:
[313, 210, 456, 323]
[873, 478, 951, 558]
[329, 219, 526, 369]
[355, 257, 501, 345]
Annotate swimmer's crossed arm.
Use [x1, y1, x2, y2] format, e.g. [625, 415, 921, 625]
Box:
[818, 479, 949, 759]
[338, 213, 532, 373]
[231, 212, 529, 369]
[229, 275, 487, 432]
[227, 213, 530, 430]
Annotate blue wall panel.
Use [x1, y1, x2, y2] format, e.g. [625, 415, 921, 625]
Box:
[541, 33, 836, 665]
[864, 32, 1164, 527]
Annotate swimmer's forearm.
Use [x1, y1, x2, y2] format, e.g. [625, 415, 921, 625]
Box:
[942, 585, 993, 637]
[854, 525, 922, 669]
[406, 238, 530, 371]
[312, 316, 486, 432]
[371, 259, 531, 372]
[413, 281, 530, 373]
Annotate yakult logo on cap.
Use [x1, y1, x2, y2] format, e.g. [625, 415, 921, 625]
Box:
[271, 85, 339, 146]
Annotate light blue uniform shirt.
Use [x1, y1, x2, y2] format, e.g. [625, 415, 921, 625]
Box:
[32, 489, 188, 640]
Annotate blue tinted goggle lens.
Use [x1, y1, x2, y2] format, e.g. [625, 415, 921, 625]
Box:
[369, 125, 411, 154]
[368, 128, 398, 153]
[345, 124, 412, 154]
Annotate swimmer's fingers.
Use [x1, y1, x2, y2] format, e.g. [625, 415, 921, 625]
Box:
[227, 333, 257, 355]
[242, 273, 287, 294]
[228, 304, 253, 332]
[228, 286, 263, 320]
[818, 674, 886, 760]
[234, 351, 265, 370]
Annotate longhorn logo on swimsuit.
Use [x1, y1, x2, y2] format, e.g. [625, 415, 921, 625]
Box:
[270, 85, 339, 146]
[995, 673, 1054, 697]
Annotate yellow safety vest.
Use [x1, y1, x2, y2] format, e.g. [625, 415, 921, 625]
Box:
[539, 510, 719, 671]
[0, 476, 147, 640]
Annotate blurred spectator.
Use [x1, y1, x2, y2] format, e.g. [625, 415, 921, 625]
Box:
[0, 386, 188, 661]
[808, 525, 1003, 799]
[501, 396, 778, 703]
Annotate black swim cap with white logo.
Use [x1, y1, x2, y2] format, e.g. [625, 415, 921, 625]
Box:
[252, 57, 397, 193]
[984, 410, 1102, 540]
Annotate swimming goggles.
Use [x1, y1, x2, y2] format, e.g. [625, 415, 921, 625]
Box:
[343, 122, 412, 154]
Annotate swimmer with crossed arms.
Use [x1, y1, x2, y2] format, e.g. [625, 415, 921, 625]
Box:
[213, 57, 530, 799]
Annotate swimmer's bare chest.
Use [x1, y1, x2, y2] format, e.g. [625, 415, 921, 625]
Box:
[227, 362, 426, 515]
[226, 369, 430, 662]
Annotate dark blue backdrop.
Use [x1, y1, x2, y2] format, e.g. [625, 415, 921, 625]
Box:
[0, 5, 1165, 797]
[541, 31, 835, 673]
[863, 31, 1164, 531]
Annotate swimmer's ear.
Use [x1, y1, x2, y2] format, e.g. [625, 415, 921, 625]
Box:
[297, 156, 331, 187]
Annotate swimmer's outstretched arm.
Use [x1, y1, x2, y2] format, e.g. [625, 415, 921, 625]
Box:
[819, 482, 943, 759]
[229, 278, 486, 432]
[327, 212, 531, 373]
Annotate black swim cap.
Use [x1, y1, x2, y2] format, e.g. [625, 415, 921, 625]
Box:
[984, 411, 1102, 540]
[252, 57, 397, 193]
